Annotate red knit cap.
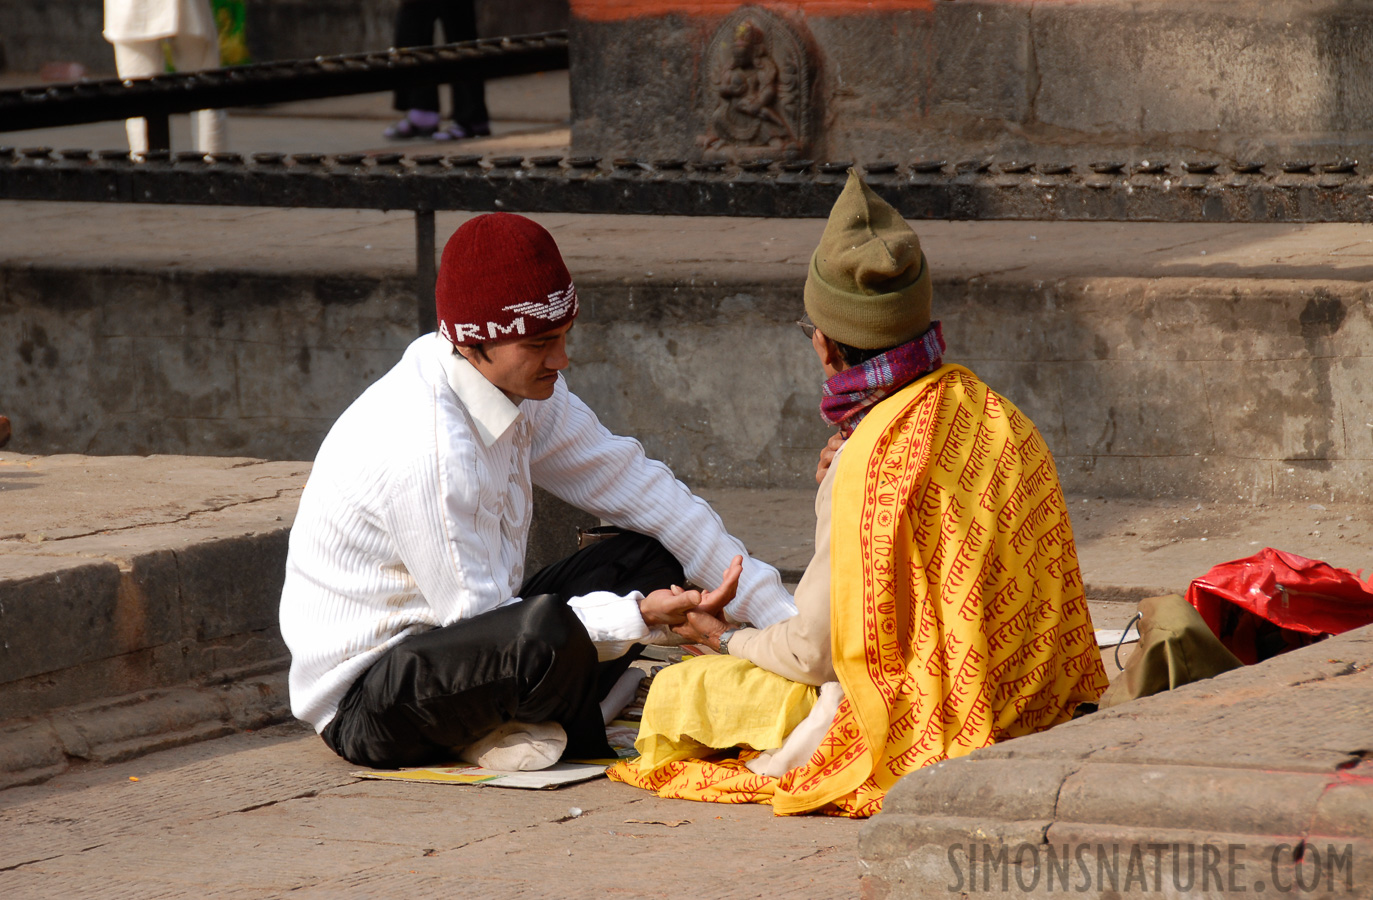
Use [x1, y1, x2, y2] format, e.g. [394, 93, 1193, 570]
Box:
[435, 213, 579, 346]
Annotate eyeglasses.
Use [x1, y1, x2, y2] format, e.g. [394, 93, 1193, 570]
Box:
[796, 317, 816, 340]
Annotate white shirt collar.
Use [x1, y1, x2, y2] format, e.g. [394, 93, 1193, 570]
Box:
[433, 333, 522, 447]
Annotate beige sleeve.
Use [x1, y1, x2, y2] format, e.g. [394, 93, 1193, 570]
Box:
[726, 457, 838, 686]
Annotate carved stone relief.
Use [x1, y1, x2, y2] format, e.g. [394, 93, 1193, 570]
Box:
[699, 7, 814, 161]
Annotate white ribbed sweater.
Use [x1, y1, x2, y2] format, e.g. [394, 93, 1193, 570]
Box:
[280, 335, 797, 731]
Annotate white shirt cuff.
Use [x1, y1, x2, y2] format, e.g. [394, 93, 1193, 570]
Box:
[568, 590, 649, 661]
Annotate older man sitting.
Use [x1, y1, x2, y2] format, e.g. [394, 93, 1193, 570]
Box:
[609, 172, 1109, 817]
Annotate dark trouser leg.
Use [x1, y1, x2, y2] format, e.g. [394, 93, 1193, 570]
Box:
[518, 530, 686, 602]
[517, 531, 686, 753]
[323, 594, 601, 768]
[324, 533, 685, 768]
[392, 0, 443, 112]
[436, 0, 488, 126]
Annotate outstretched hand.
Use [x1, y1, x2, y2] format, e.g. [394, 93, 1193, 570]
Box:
[695, 555, 743, 618]
[666, 555, 743, 648]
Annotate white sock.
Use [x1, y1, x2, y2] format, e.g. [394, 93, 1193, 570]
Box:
[459, 721, 566, 771]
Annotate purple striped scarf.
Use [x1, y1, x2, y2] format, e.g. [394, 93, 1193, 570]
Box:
[820, 322, 945, 437]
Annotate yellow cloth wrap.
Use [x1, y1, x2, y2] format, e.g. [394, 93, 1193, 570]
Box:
[632, 655, 817, 773]
[609, 365, 1109, 817]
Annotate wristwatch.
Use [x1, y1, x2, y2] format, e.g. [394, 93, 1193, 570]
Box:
[717, 628, 740, 655]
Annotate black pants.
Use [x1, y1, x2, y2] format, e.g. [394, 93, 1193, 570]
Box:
[322, 531, 684, 768]
[391, 0, 489, 125]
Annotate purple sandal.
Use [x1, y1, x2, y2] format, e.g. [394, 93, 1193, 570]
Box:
[383, 110, 441, 140]
[433, 121, 492, 142]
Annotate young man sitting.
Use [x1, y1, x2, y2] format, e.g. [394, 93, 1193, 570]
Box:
[280, 213, 796, 771]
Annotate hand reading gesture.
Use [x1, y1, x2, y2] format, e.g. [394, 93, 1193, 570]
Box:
[695, 555, 743, 617]
[639, 586, 701, 627]
[669, 555, 743, 647]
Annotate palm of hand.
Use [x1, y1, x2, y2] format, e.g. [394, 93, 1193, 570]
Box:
[669, 555, 743, 644]
[696, 555, 743, 617]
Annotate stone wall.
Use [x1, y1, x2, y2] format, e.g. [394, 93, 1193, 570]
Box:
[0, 532, 291, 722]
[570, 0, 1373, 166]
[6, 266, 418, 460]
[0, 0, 568, 74]
[4, 262, 1370, 502]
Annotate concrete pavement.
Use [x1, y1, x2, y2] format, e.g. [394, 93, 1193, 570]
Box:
[0, 719, 866, 899]
[0, 451, 858, 899]
[10, 201, 1373, 290]
[1, 451, 1371, 897]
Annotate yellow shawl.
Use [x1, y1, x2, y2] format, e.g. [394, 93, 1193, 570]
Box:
[608, 365, 1109, 816]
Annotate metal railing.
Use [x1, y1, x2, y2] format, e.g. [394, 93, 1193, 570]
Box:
[6, 151, 1369, 221]
[0, 30, 569, 151]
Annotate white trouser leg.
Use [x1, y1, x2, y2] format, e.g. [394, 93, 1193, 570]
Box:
[171, 34, 228, 154]
[111, 39, 165, 154]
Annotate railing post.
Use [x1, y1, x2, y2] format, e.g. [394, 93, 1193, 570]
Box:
[145, 114, 171, 152]
[415, 208, 437, 335]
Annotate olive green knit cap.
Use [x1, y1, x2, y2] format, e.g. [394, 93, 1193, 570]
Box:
[803, 170, 932, 349]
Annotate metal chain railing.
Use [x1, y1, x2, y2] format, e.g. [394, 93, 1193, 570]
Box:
[0, 31, 568, 150]
[3, 150, 1369, 222]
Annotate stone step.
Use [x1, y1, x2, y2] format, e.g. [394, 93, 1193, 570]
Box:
[860, 624, 1373, 898]
[0, 451, 597, 788]
[1, 664, 290, 791]
[0, 452, 591, 718]
[3, 202, 1370, 502]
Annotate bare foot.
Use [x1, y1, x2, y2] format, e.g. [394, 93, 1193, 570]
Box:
[0, 416, 9, 448]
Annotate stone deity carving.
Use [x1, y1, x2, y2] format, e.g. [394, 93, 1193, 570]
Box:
[701, 9, 812, 159]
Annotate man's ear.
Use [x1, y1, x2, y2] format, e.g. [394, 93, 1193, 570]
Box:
[813, 329, 846, 372]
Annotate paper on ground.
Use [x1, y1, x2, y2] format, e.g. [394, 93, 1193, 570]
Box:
[1095, 628, 1140, 648]
[353, 761, 611, 789]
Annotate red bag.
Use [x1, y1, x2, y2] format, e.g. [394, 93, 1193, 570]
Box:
[1185, 548, 1373, 665]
